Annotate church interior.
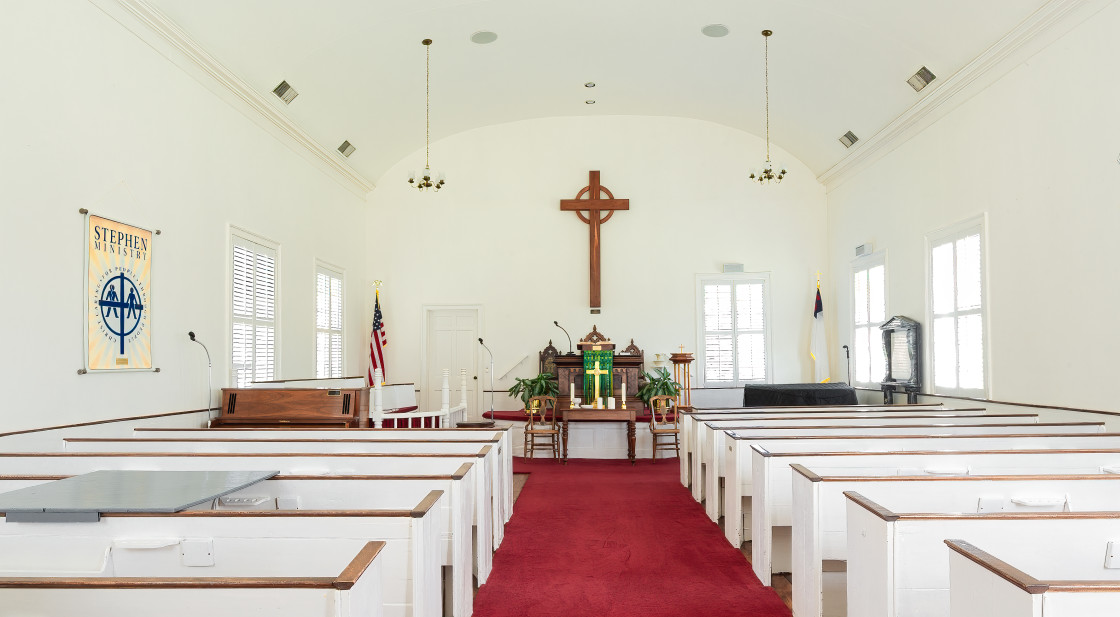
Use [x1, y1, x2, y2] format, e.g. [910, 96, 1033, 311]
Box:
[3, 0, 1120, 616]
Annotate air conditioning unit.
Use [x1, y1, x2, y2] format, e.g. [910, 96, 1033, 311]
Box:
[854, 244, 873, 258]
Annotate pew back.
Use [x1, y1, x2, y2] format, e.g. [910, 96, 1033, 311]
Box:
[0, 538, 385, 617]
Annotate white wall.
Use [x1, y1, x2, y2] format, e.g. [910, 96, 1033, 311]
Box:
[828, 2, 1120, 411]
[0, 1, 370, 432]
[365, 116, 828, 410]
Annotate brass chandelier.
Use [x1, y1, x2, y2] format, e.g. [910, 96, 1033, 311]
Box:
[408, 38, 445, 192]
[750, 30, 787, 185]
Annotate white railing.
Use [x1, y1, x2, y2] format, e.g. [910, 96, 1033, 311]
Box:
[369, 368, 468, 428]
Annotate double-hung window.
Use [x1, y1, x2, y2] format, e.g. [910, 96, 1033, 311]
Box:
[697, 274, 771, 386]
[231, 229, 279, 387]
[315, 263, 344, 378]
[852, 255, 887, 385]
[928, 217, 987, 396]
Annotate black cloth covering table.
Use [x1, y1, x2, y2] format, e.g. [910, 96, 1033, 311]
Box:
[742, 383, 858, 407]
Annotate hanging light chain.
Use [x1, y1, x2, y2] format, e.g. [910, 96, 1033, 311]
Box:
[750, 29, 786, 185]
[408, 38, 444, 191]
[425, 39, 431, 170]
[764, 31, 770, 163]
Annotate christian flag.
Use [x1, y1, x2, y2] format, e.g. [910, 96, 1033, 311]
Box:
[810, 285, 830, 383]
[368, 290, 388, 386]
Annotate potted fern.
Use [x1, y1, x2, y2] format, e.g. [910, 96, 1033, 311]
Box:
[507, 373, 559, 409]
[636, 367, 681, 404]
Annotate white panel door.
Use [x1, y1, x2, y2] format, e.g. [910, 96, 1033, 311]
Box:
[424, 308, 480, 417]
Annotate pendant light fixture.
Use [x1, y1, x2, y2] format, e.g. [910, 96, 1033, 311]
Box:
[750, 30, 787, 185]
[408, 38, 445, 191]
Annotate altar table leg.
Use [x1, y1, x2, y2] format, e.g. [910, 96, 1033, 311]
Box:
[562, 419, 569, 464]
[627, 420, 636, 465]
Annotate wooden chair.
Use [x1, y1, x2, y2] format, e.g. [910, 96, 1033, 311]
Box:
[523, 395, 559, 461]
[648, 395, 680, 461]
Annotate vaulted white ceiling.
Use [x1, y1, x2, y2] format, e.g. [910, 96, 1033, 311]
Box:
[145, 0, 1058, 187]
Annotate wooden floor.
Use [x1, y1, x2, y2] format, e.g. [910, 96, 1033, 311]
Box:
[718, 514, 794, 611]
[512, 473, 529, 502]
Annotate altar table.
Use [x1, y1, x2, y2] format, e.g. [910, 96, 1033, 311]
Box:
[561, 408, 636, 465]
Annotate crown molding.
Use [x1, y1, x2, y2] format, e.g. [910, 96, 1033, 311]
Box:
[101, 0, 375, 196]
[817, 0, 1099, 192]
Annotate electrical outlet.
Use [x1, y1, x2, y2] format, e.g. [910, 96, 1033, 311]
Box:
[181, 539, 214, 567]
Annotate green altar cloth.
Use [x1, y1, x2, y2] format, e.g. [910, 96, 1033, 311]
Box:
[582, 349, 613, 400]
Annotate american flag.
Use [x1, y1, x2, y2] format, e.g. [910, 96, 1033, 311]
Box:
[368, 291, 388, 385]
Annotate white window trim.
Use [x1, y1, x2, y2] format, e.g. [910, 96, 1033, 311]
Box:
[925, 214, 990, 398]
[850, 250, 888, 387]
[314, 259, 346, 379]
[694, 272, 773, 388]
[228, 225, 281, 386]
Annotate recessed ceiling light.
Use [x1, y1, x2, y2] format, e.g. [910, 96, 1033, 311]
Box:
[470, 31, 498, 44]
[907, 66, 936, 92]
[585, 82, 596, 88]
[585, 100, 596, 105]
[701, 24, 730, 38]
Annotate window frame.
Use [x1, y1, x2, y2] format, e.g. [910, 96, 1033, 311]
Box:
[229, 226, 281, 387]
[314, 260, 345, 379]
[850, 251, 888, 387]
[925, 214, 989, 398]
[694, 272, 773, 388]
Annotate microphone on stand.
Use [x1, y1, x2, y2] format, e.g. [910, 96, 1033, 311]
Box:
[554, 321, 574, 355]
[188, 331, 214, 417]
[478, 338, 494, 414]
[842, 345, 852, 385]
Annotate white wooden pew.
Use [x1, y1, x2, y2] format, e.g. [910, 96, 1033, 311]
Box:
[685, 407, 985, 498]
[0, 471, 481, 617]
[947, 539, 1120, 617]
[0, 451, 491, 594]
[136, 427, 515, 524]
[731, 432, 1120, 557]
[790, 469, 1120, 617]
[699, 415, 1053, 520]
[65, 437, 507, 549]
[0, 491, 444, 617]
[680, 404, 950, 487]
[845, 492, 1120, 617]
[0, 537, 386, 617]
[689, 409, 997, 499]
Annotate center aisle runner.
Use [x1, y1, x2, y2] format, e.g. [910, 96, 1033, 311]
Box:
[474, 458, 791, 617]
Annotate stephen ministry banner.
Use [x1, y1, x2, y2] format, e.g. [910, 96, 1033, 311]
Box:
[85, 214, 153, 371]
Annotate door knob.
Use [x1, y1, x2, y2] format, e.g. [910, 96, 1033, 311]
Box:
[473, 376, 478, 380]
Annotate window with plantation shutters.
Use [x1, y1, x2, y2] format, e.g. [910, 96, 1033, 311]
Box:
[928, 218, 987, 396]
[852, 255, 887, 385]
[315, 263, 344, 378]
[231, 231, 279, 388]
[696, 274, 771, 386]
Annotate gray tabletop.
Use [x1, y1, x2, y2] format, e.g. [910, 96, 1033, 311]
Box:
[0, 470, 278, 521]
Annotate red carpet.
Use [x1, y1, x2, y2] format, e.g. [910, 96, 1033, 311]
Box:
[473, 458, 791, 617]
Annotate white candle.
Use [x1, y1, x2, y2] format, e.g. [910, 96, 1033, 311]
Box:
[622, 381, 627, 405]
[570, 382, 575, 402]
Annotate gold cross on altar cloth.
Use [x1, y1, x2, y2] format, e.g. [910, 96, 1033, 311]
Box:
[586, 360, 611, 407]
[560, 170, 629, 309]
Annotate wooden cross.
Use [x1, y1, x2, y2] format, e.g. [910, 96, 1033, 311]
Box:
[561, 170, 629, 309]
[586, 360, 611, 406]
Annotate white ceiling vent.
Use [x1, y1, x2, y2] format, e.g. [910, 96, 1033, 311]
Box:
[839, 131, 859, 148]
[907, 67, 936, 92]
[337, 141, 356, 157]
[272, 80, 298, 104]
